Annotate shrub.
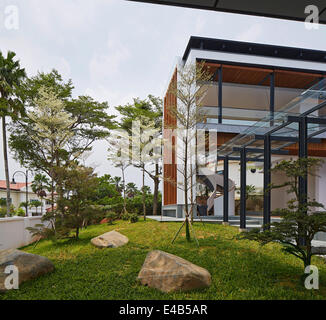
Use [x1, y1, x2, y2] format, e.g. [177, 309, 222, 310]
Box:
[0, 207, 6, 218]
[121, 213, 130, 221]
[16, 207, 25, 217]
[106, 211, 117, 225]
[9, 204, 16, 216]
[129, 213, 139, 223]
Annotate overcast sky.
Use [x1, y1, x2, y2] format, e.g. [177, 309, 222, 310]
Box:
[0, 0, 326, 188]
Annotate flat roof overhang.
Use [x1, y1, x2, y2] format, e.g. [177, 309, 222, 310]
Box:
[128, 0, 326, 24]
[184, 36, 326, 64]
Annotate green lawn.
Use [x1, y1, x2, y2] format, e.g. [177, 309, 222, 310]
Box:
[1, 219, 326, 300]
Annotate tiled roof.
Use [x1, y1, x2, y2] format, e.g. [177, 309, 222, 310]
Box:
[0, 180, 30, 191]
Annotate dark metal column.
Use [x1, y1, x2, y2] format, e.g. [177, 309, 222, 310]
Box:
[270, 72, 275, 126]
[263, 135, 271, 229]
[223, 156, 229, 223]
[218, 66, 223, 124]
[298, 116, 308, 246]
[299, 117, 308, 198]
[240, 148, 247, 229]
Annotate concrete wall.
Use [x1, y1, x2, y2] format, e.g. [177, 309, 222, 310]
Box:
[0, 216, 45, 250]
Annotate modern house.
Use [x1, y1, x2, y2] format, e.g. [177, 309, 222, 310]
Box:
[0, 180, 51, 216]
[162, 36, 326, 227]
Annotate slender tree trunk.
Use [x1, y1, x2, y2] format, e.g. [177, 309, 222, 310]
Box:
[153, 165, 159, 216]
[142, 166, 146, 221]
[184, 137, 190, 241]
[190, 165, 194, 224]
[51, 177, 54, 213]
[76, 226, 79, 240]
[2, 116, 10, 216]
[122, 167, 127, 214]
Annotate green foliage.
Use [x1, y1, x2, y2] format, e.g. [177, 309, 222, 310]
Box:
[91, 174, 161, 216]
[0, 50, 26, 118]
[0, 198, 6, 207]
[0, 50, 26, 216]
[26, 223, 57, 242]
[238, 158, 326, 272]
[115, 95, 163, 216]
[92, 174, 120, 201]
[19, 201, 28, 209]
[9, 204, 16, 216]
[16, 207, 25, 217]
[0, 207, 6, 217]
[106, 212, 117, 225]
[126, 182, 138, 198]
[31, 173, 50, 198]
[121, 213, 130, 221]
[29, 164, 101, 241]
[129, 213, 139, 223]
[115, 95, 162, 134]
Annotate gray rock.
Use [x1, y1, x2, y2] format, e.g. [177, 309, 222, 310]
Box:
[91, 230, 129, 248]
[137, 250, 211, 292]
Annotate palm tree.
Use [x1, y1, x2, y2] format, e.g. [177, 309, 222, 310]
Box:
[31, 173, 50, 214]
[112, 176, 122, 194]
[126, 182, 138, 198]
[29, 200, 42, 216]
[0, 51, 26, 215]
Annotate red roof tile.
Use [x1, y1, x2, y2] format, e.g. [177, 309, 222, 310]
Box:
[0, 180, 30, 191]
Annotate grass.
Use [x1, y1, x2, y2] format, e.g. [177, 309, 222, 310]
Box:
[1, 219, 326, 300]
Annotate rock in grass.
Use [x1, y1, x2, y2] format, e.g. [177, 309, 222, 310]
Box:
[91, 230, 129, 248]
[0, 249, 54, 292]
[137, 250, 211, 293]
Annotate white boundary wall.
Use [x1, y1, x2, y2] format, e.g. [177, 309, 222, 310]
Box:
[0, 216, 44, 250]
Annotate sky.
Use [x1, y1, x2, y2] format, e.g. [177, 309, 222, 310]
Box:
[0, 0, 326, 189]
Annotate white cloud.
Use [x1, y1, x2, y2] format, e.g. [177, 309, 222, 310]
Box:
[89, 35, 131, 82]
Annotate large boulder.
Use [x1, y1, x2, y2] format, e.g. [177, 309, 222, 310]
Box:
[0, 249, 54, 292]
[91, 230, 129, 248]
[137, 250, 211, 292]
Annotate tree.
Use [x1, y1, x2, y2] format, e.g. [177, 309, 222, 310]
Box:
[112, 176, 123, 194]
[116, 95, 163, 215]
[31, 173, 50, 215]
[238, 158, 326, 277]
[25, 86, 75, 212]
[9, 70, 115, 212]
[29, 200, 42, 216]
[0, 51, 26, 215]
[126, 182, 138, 198]
[107, 133, 131, 216]
[93, 174, 120, 200]
[130, 118, 161, 220]
[28, 164, 100, 240]
[58, 164, 99, 239]
[168, 62, 213, 242]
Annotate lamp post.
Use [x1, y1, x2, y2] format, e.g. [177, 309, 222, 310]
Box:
[11, 170, 29, 217]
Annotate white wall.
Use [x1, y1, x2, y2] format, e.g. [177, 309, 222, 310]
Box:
[214, 191, 235, 216]
[315, 159, 326, 208]
[0, 216, 45, 250]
